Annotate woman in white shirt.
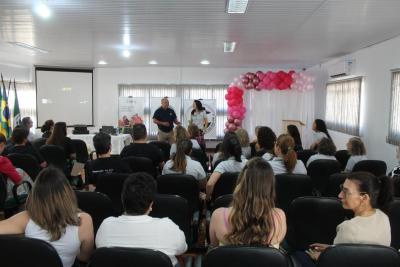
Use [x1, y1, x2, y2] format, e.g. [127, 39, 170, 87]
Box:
[170, 125, 200, 156]
[310, 119, 332, 151]
[269, 134, 307, 175]
[0, 167, 94, 267]
[306, 138, 338, 167]
[305, 172, 393, 265]
[345, 137, 368, 172]
[189, 100, 208, 131]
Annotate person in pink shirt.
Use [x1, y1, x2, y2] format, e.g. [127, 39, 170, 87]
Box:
[0, 133, 21, 185]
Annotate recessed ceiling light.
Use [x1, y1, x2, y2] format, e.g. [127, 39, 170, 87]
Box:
[7, 42, 49, 54]
[226, 0, 248, 14]
[98, 60, 107, 65]
[34, 2, 51, 18]
[200, 60, 210, 65]
[148, 60, 158, 65]
[224, 41, 237, 53]
[122, 50, 131, 58]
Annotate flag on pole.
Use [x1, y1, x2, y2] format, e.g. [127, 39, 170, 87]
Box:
[13, 79, 21, 127]
[0, 79, 11, 138]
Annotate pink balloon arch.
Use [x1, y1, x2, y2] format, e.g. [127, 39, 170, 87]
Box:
[224, 70, 315, 133]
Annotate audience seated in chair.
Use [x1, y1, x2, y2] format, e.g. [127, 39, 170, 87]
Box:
[287, 124, 303, 152]
[46, 121, 76, 161]
[120, 124, 164, 169]
[306, 138, 337, 167]
[310, 119, 332, 151]
[209, 158, 286, 247]
[295, 172, 393, 267]
[85, 132, 130, 185]
[21, 117, 36, 142]
[41, 119, 54, 138]
[188, 123, 205, 152]
[235, 128, 251, 159]
[95, 172, 187, 266]
[345, 137, 367, 172]
[169, 125, 200, 157]
[3, 126, 46, 168]
[269, 134, 307, 175]
[0, 167, 94, 267]
[0, 133, 22, 188]
[207, 134, 247, 199]
[257, 126, 277, 160]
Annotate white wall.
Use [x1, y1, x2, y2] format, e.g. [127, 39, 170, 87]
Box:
[0, 63, 32, 82]
[310, 36, 400, 171]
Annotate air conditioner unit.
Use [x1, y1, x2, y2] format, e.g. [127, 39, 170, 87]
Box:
[328, 60, 353, 78]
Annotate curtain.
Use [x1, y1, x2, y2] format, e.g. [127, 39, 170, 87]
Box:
[6, 82, 36, 128]
[388, 72, 400, 145]
[325, 78, 361, 136]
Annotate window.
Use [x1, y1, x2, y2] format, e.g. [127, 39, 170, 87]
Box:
[119, 84, 228, 139]
[325, 78, 361, 136]
[388, 71, 400, 145]
[6, 82, 36, 127]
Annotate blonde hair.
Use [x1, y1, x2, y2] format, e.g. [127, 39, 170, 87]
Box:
[235, 128, 250, 147]
[174, 125, 189, 144]
[348, 137, 366, 155]
[26, 168, 80, 241]
[276, 134, 297, 174]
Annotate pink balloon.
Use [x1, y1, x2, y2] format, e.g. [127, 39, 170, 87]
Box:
[232, 111, 240, 118]
[228, 116, 234, 123]
[224, 128, 229, 134]
[234, 119, 241, 126]
[253, 77, 260, 85]
[242, 77, 249, 85]
[247, 83, 255, 89]
[228, 123, 237, 131]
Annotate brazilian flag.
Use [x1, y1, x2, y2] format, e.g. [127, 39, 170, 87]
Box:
[0, 84, 11, 138]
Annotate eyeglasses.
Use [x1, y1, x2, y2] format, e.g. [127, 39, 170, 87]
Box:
[339, 184, 367, 197]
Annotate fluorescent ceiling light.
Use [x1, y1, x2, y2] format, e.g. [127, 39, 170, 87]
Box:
[8, 42, 49, 54]
[224, 41, 236, 53]
[123, 50, 131, 58]
[98, 60, 107, 65]
[201, 60, 210, 65]
[226, 0, 248, 14]
[61, 87, 72, 92]
[148, 60, 158, 65]
[79, 100, 89, 104]
[34, 2, 51, 18]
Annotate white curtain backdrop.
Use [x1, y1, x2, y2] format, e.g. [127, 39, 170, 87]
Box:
[244, 89, 315, 148]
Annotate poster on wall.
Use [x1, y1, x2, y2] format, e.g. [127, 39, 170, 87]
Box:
[183, 99, 217, 139]
[118, 97, 146, 128]
[150, 97, 181, 136]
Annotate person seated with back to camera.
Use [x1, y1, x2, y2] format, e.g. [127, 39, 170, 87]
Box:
[310, 119, 333, 151]
[306, 138, 338, 167]
[85, 132, 130, 186]
[170, 125, 200, 157]
[41, 119, 54, 138]
[345, 137, 368, 172]
[295, 172, 393, 267]
[46, 121, 76, 161]
[120, 124, 164, 170]
[235, 128, 251, 159]
[257, 126, 277, 161]
[95, 172, 187, 266]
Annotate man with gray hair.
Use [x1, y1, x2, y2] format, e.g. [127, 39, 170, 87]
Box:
[152, 97, 180, 144]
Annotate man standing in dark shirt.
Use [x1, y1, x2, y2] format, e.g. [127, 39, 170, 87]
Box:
[85, 132, 130, 185]
[152, 97, 180, 144]
[120, 124, 164, 169]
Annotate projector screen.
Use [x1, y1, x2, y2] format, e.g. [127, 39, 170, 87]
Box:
[36, 68, 93, 127]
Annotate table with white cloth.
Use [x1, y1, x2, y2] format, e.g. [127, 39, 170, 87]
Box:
[68, 134, 132, 155]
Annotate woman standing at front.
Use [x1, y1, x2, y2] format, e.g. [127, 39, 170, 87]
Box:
[189, 100, 208, 147]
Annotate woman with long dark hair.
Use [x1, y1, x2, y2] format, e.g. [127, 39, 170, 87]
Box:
[41, 119, 54, 138]
[209, 158, 286, 247]
[310, 119, 332, 150]
[287, 124, 303, 152]
[46, 122, 76, 160]
[190, 100, 208, 147]
[257, 126, 277, 160]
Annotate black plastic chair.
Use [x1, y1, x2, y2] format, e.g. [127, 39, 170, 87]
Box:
[88, 247, 172, 267]
[0, 235, 63, 267]
[39, 145, 68, 171]
[275, 174, 312, 213]
[297, 149, 317, 166]
[75, 190, 116, 234]
[150, 194, 192, 245]
[95, 173, 130, 215]
[353, 160, 387, 176]
[31, 137, 47, 151]
[394, 176, 400, 197]
[0, 173, 32, 218]
[122, 156, 157, 177]
[316, 244, 400, 267]
[307, 159, 341, 195]
[287, 196, 348, 250]
[71, 139, 89, 163]
[190, 148, 208, 171]
[334, 150, 350, 171]
[7, 153, 41, 181]
[212, 172, 239, 202]
[210, 194, 233, 214]
[204, 245, 289, 267]
[324, 173, 349, 197]
[388, 199, 400, 250]
[150, 141, 171, 162]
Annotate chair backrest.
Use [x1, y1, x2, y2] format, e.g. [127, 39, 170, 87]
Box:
[0, 235, 63, 267]
[88, 247, 173, 267]
[316, 244, 400, 267]
[71, 139, 89, 163]
[388, 199, 400, 250]
[156, 174, 200, 213]
[39, 145, 67, 170]
[394, 176, 400, 197]
[7, 153, 41, 181]
[296, 149, 317, 166]
[307, 159, 341, 195]
[211, 194, 233, 214]
[149, 194, 192, 244]
[334, 150, 350, 171]
[204, 246, 289, 267]
[95, 173, 130, 215]
[190, 148, 208, 171]
[212, 172, 239, 201]
[75, 191, 116, 234]
[122, 156, 157, 177]
[353, 160, 387, 176]
[31, 137, 47, 151]
[324, 173, 349, 197]
[275, 174, 313, 213]
[149, 141, 171, 162]
[287, 196, 348, 250]
[0, 174, 7, 212]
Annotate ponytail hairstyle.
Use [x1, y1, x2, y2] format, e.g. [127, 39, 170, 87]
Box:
[347, 172, 394, 214]
[314, 119, 332, 140]
[171, 139, 193, 173]
[276, 134, 297, 174]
